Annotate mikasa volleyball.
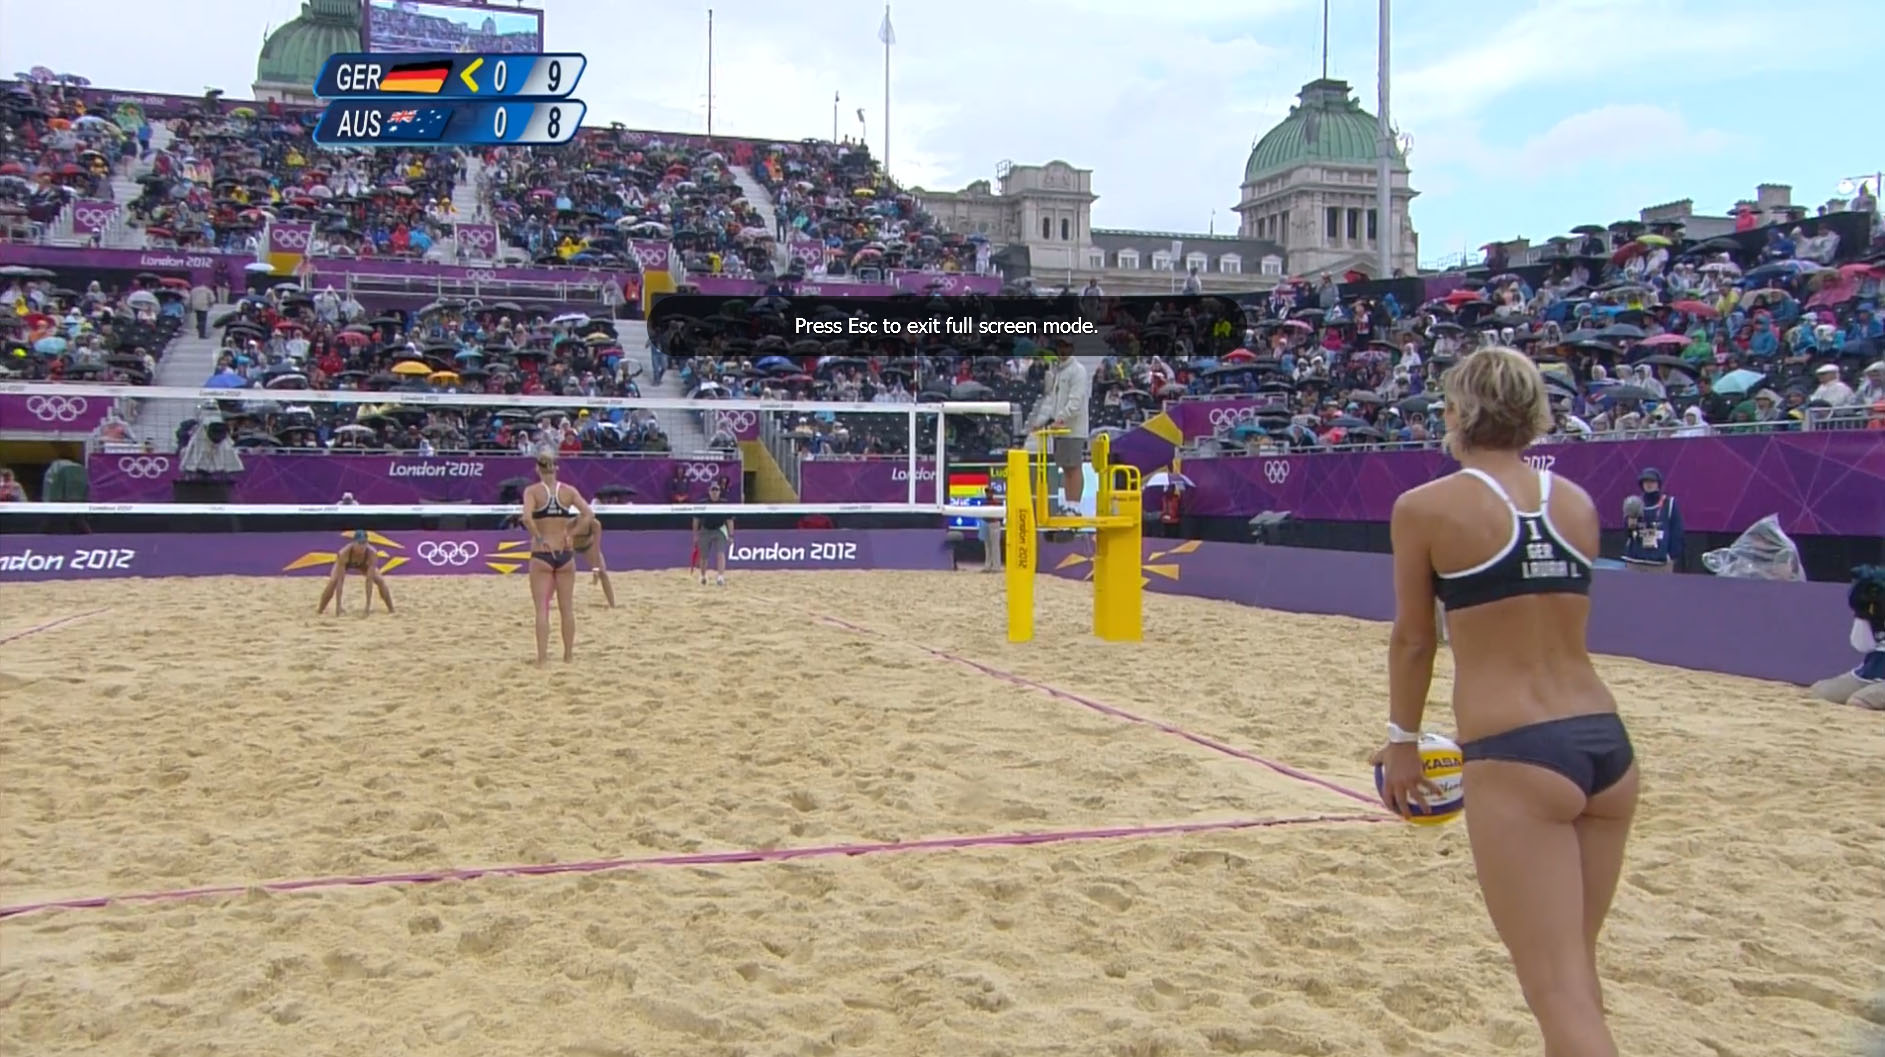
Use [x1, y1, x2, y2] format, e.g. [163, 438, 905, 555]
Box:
[1376, 733, 1466, 825]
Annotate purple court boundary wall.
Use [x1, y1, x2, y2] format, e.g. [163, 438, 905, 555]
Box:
[0, 529, 952, 582]
[85, 452, 742, 504]
[1040, 539, 1853, 687]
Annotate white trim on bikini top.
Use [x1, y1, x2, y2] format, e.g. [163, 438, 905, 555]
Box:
[1435, 468, 1596, 580]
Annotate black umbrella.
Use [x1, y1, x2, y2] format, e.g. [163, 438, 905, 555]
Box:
[951, 380, 993, 400]
[1604, 385, 1658, 401]
[1636, 355, 1698, 375]
[1396, 394, 1438, 414]
[1595, 323, 1645, 341]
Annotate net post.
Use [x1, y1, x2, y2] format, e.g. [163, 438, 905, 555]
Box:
[1090, 433, 1143, 642]
[1003, 446, 1034, 642]
[932, 405, 947, 509]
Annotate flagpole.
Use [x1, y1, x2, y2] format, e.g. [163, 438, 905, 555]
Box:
[706, 8, 714, 136]
[882, 5, 891, 177]
[833, 90, 839, 142]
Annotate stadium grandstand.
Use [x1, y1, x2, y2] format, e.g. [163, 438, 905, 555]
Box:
[0, 57, 1880, 553]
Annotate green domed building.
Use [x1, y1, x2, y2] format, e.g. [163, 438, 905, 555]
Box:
[1233, 78, 1418, 278]
[253, 0, 362, 103]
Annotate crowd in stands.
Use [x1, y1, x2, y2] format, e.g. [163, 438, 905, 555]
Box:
[0, 73, 134, 239]
[1, 272, 181, 387]
[749, 139, 985, 279]
[7, 66, 1883, 464]
[478, 133, 767, 277]
[192, 283, 667, 455]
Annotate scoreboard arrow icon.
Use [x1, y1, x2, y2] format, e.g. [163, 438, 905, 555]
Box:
[459, 57, 483, 93]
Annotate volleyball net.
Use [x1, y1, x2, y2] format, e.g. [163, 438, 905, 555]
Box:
[0, 381, 1014, 523]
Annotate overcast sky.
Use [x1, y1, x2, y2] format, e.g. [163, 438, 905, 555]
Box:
[3, 0, 1879, 265]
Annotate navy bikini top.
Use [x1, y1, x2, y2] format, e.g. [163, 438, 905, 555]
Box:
[1432, 468, 1594, 612]
[533, 481, 578, 519]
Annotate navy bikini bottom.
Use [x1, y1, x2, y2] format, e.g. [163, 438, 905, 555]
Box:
[1461, 712, 1635, 797]
[532, 549, 574, 570]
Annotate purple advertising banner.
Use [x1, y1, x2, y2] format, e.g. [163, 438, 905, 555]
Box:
[1038, 538, 1853, 687]
[0, 244, 643, 301]
[453, 223, 499, 260]
[685, 273, 1002, 297]
[69, 200, 121, 236]
[87, 453, 743, 504]
[0, 392, 121, 436]
[799, 458, 941, 504]
[629, 240, 673, 273]
[1169, 432, 1884, 536]
[267, 222, 313, 255]
[1166, 399, 1269, 441]
[0, 529, 951, 583]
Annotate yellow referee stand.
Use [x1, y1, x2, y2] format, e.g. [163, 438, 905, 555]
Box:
[1004, 429, 1144, 643]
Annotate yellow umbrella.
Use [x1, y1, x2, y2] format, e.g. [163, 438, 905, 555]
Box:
[391, 360, 431, 376]
[428, 370, 459, 383]
[852, 187, 876, 197]
[1636, 234, 1672, 247]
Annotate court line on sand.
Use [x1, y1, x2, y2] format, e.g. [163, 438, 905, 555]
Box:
[810, 612, 1384, 811]
[0, 607, 110, 647]
[0, 814, 1388, 920]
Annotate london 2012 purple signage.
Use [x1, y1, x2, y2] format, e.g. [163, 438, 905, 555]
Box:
[799, 458, 941, 504]
[0, 529, 954, 582]
[0, 392, 121, 437]
[795, 433, 1883, 537]
[88, 453, 743, 505]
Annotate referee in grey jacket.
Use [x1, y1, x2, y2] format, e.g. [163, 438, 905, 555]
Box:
[1029, 341, 1091, 516]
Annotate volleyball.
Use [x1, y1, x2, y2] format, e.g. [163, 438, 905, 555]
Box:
[1375, 733, 1465, 825]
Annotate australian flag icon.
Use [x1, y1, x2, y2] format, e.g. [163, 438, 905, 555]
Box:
[382, 106, 450, 142]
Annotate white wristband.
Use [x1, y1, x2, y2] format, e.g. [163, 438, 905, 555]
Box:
[1386, 722, 1421, 744]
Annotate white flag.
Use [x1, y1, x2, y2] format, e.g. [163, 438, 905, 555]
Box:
[878, 9, 896, 45]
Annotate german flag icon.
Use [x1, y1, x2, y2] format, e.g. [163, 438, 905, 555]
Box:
[379, 60, 453, 95]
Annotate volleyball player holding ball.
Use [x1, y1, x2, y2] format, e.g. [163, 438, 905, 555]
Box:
[1376, 348, 1637, 1057]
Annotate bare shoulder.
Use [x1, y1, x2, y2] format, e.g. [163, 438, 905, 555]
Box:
[1549, 472, 1595, 505]
[1393, 476, 1459, 518]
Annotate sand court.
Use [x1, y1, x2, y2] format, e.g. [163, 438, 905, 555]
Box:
[1, 571, 1882, 1056]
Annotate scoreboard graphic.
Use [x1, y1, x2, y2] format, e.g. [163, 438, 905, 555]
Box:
[313, 52, 586, 147]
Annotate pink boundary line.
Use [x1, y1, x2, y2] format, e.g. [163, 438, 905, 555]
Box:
[812, 614, 1384, 810]
[0, 813, 1388, 920]
[0, 607, 110, 647]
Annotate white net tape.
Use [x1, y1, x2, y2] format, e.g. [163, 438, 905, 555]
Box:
[0, 382, 1009, 521]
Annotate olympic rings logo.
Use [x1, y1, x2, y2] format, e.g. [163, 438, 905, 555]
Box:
[416, 541, 481, 566]
[73, 205, 119, 227]
[456, 226, 494, 249]
[712, 409, 756, 432]
[465, 269, 497, 282]
[24, 395, 90, 422]
[117, 456, 172, 478]
[1262, 460, 1291, 485]
[1207, 406, 1258, 430]
[270, 228, 310, 250]
[678, 462, 722, 483]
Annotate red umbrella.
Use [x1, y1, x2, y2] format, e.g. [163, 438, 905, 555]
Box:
[1221, 348, 1256, 362]
[1670, 299, 1717, 318]
[1639, 333, 1688, 348]
[1839, 262, 1884, 280]
[1443, 288, 1484, 306]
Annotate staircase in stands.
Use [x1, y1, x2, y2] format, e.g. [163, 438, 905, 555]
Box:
[731, 168, 791, 273]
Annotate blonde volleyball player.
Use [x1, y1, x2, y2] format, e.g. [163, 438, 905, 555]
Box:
[317, 529, 395, 616]
[1374, 347, 1636, 1057]
[569, 512, 617, 608]
[520, 451, 595, 663]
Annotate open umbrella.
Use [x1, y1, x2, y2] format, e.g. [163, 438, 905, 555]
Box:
[1713, 369, 1765, 396]
[1637, 333, 1688, 348]
[1636, 355, 1698, 376]
[1143, 472, 1194, 491]
[1602, 385, 1658, 402]
[390, 360, 431, 376]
